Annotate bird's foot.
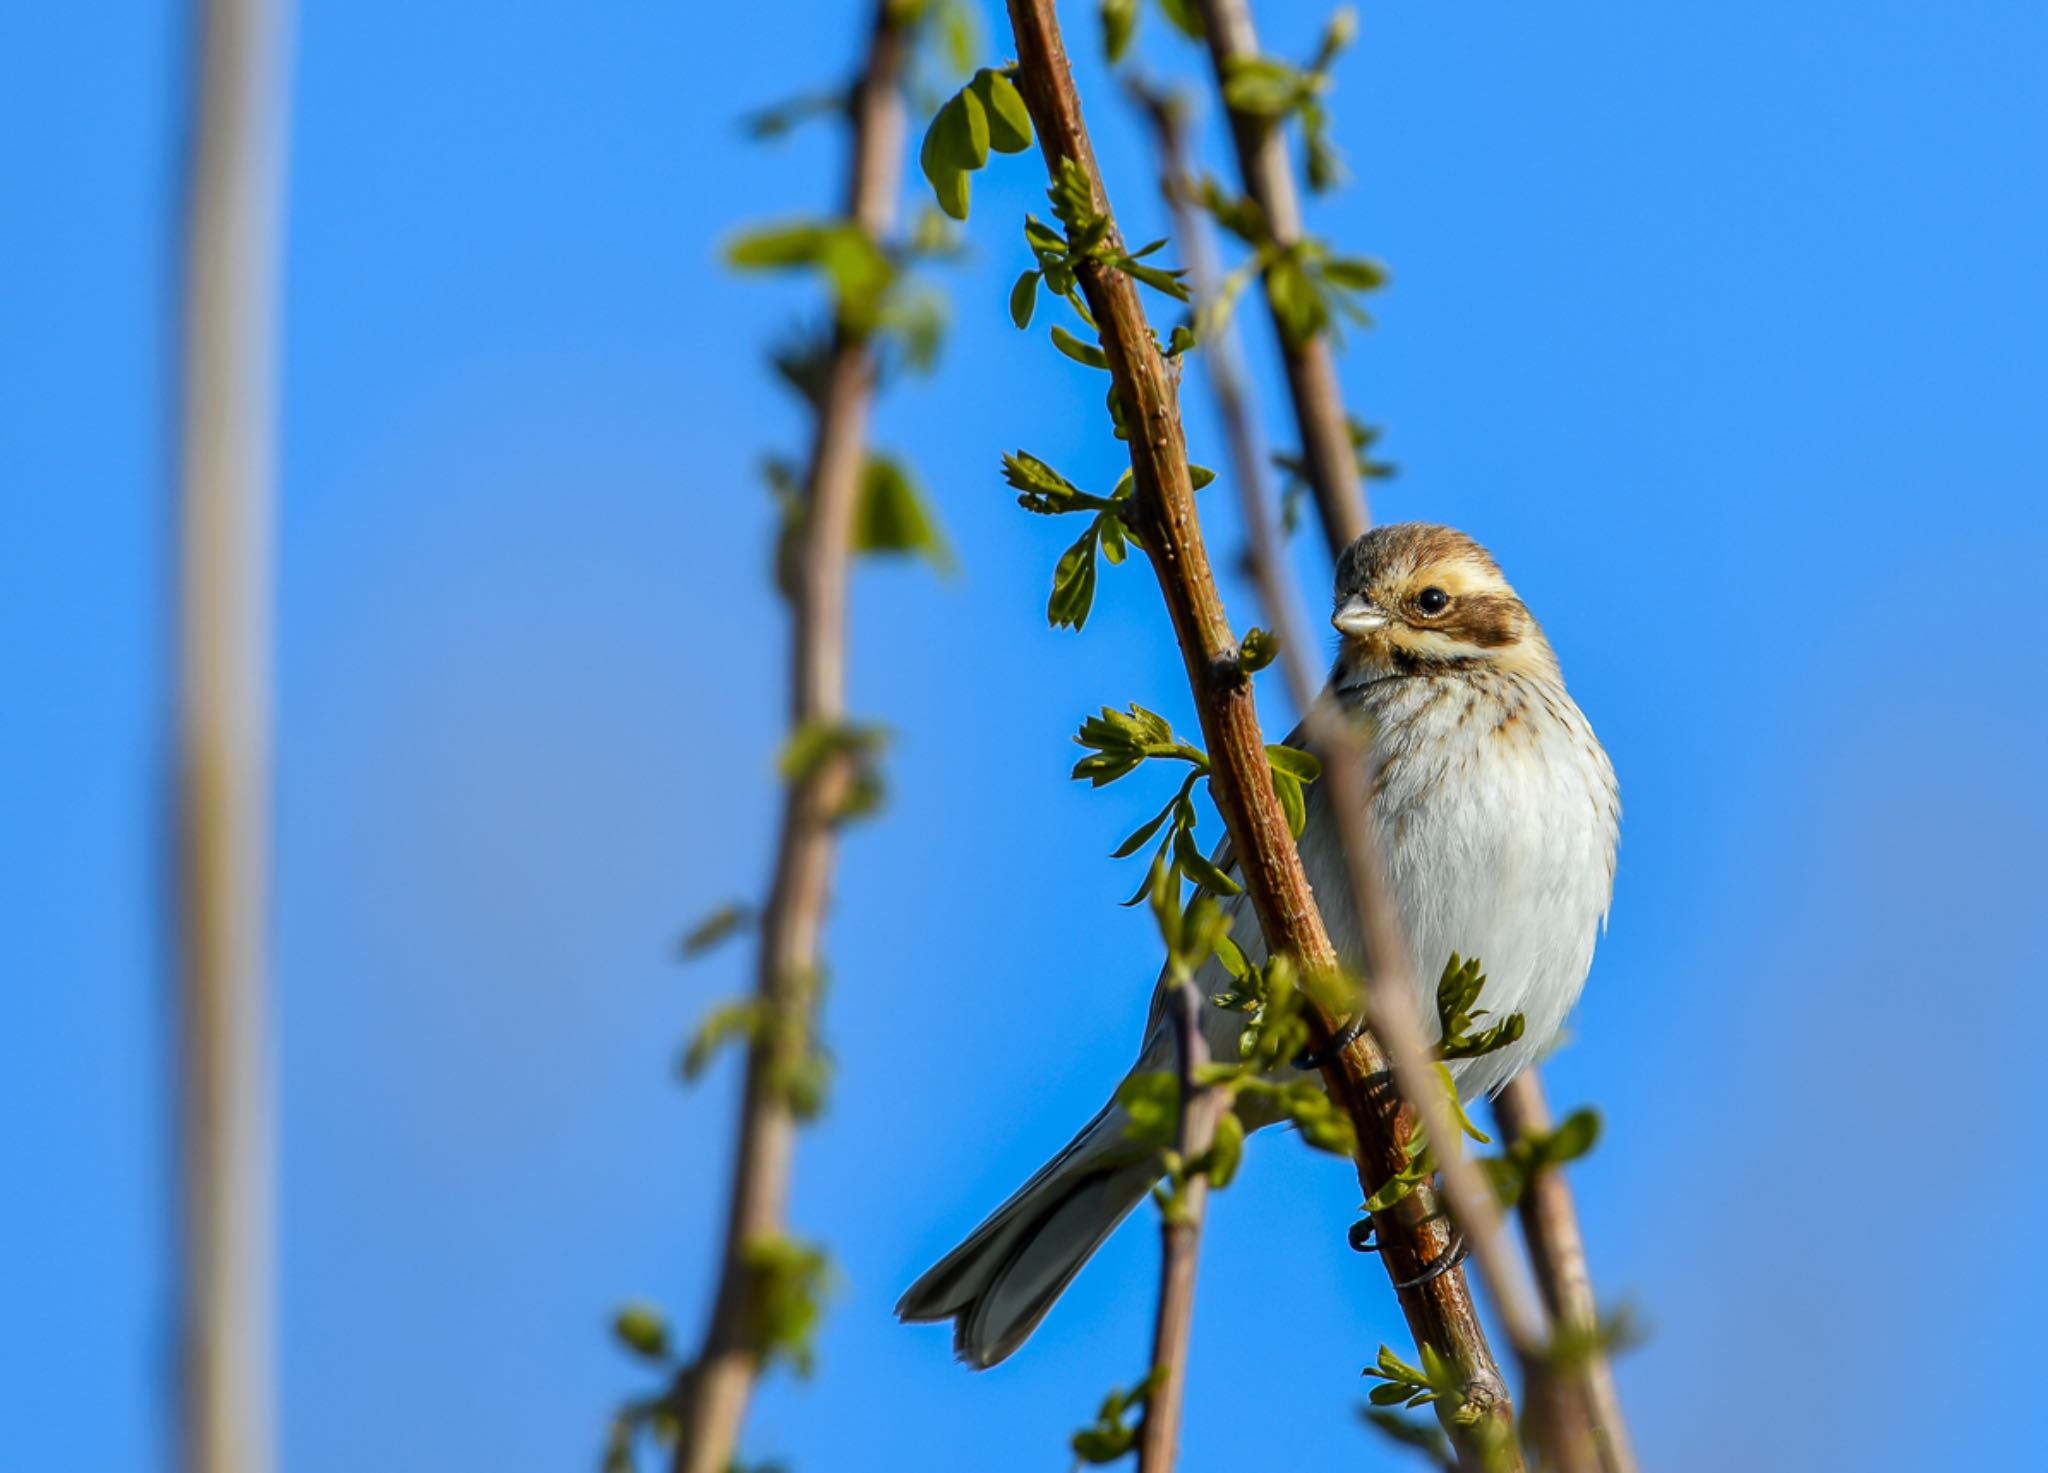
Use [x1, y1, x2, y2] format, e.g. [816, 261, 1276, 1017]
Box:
[1293, 1018, 1366, 1072]
[1390, 1230, 1468, 1292]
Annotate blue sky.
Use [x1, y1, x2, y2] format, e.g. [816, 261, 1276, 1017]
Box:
[5, 2, 2047, 1470]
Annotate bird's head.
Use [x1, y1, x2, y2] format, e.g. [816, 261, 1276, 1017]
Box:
[1330, 523, 1555, 681]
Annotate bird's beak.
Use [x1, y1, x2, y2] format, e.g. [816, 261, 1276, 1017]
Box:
[1332, 595, 1387, 637]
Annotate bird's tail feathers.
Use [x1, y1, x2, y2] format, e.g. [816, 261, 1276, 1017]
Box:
[895, 1096, 1156, 1368]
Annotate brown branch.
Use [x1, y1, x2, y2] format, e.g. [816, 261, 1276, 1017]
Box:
[1003, 4, 1519, 1464]
[666, 7, 907, 1471]
[1135, 982, 1222, 1473]
[1494, 1075, 1638, 1473]
[176, 3, 293, 1472]
[1195, 0, 1369, 552]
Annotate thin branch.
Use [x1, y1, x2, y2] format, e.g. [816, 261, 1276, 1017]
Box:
[176, 3, 293, 1472]
[1194, 0, 1369, 551]
[666, 7, 907, 1471]
[1135, 982, 1222, 1473]
[1002, 4, 1519, 1463]
[1493, 1075, 1638, 1473]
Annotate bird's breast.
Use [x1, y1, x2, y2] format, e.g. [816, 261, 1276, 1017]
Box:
[1312, 670, 1620, 1097]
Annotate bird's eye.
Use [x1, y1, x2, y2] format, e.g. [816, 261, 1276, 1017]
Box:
[1416, 586, 1451, 616]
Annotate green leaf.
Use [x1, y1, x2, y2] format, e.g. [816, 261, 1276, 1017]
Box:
[1322, 256, 1389, 291]
[1122, 257, 1191, 301]
[762, 454, 805, 601]
[1110, 803, 1174, 859]
[1305, 123, 1345, 194]
[1098, 510, 1128, 564]
[725, 221, 891, 318]
[1212, 930, 1251, 982]
[1317, 4, 1361, 65]
[1073, 749, 1144, 786]
[1432, 951, 1527, 1062]
[1117, 1070, 1181, 1148]
[1206, 1109, 1245, 1189]
[971, 68, 1033, 153]
[611, 1302, 670, 1360]
[946, 85, 991, 170]
[1198, 180, 1269, 246]
[814, 229, 892, 314]
[741, 1234, 834, 1378]
[725, 222, 824, 270]
[1008, 269, 1040, 329]
[1271, 768, 1306, 839]
[1265, 745, 1322, 782]
[919, 92, 985, 221]
[680, 902, 754, 959]
[944, 0, 979, 73]
[1268, 251, 1325, 342]
[1051, 324, 1110, 370]
[1222, 56, 1305, 117]
[1156, 0, 1204, 39]
[1100, 0, 1138, 62]
[930, 164, 970, 220]
[681, 999, 764, 1081]
[778, 718, 886, 785]
[1048, 525, 1100, 629]
[1048, 156, 1105, 242]
[738, 90, 845, 141]
[1023, 213, 1067, 258]
[853, 454, 954, 574]
[1239, 627, 1279, 673]
[1001, 448, 1082, 508]
[1174, 826, 1243, 896]
[1543, 1108, 1602, 1167]
[1186, 463, 1216, 489]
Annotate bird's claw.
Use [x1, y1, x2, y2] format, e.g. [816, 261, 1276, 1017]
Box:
[1389, 1230, 1468, 1292]
[1293, 1017, 1365, 1072]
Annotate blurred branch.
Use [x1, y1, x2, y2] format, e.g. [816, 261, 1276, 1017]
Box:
[1493, 1075, 1638, 1473]
[1194, 0, 1368, 551]
[1136, 982, 1224, 1472]
[1001, 4, 1522, 1463]
[665, 5, 908, 1471]
[176, 3, 293, 1473]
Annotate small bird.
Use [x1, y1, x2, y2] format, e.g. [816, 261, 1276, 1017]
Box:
[897, 523, 1620, 1368]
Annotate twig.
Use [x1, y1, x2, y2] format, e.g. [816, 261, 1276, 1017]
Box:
[1493, 1076, 1638, 1473]
[1194, 0, 1369, 551]
[1135, 982, 1222, 1473]
[1002, 4, 1519, 1463]
[176, 3, 293, 1472]
[666, 7, 907, 1471]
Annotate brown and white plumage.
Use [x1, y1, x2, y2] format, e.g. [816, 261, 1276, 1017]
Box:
[898, 523, 1619, 1367]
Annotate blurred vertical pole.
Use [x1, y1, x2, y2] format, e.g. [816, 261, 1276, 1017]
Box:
[176, 3, 293, 1473]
